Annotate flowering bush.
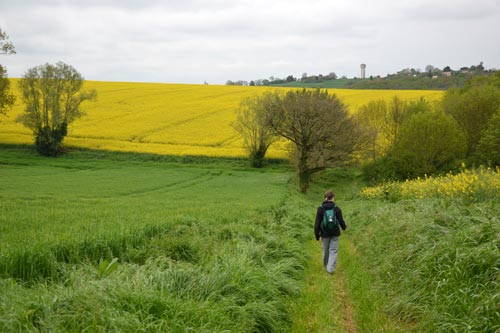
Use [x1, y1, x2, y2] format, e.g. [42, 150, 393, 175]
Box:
[362, 166, 500, 201]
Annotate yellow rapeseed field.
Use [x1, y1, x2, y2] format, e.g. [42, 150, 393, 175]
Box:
[361, 166, 500, 200]
[0, 80, 443, 158]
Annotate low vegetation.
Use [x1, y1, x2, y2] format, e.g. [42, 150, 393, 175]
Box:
[0, 146, 311, 332]
[1, 145, 499, 332]
[354, 169, 500, 332]
[362, 166, 500, 201]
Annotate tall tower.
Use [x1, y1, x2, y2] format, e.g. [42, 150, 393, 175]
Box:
[360, 64, 366, 79]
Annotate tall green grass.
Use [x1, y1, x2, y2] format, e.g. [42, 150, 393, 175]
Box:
[302, 167, 499, 332]
[0, 197, 311, 331]
[0, 146, 310, 332]
[0, 146, 289, 281]
[349, 197, 500, 332]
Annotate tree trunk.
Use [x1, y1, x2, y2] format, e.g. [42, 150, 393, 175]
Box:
[298, 151, 310, 193]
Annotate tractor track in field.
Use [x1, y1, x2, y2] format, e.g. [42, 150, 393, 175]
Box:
[115, 172, 216, 197]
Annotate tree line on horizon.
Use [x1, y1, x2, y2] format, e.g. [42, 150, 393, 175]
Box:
[233, 72, 500, 192]
[225, 62, 498, 90]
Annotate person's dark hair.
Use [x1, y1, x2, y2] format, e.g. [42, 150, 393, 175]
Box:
[324, 189, 334, 200]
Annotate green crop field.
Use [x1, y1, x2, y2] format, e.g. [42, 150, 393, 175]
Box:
[0, 145, 314, 332]
[0, 146, 289, 249]
[2, 138, 500, 333]
[1, 145, 499, 332]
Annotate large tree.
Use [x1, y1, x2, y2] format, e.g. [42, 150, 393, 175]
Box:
[0, 28, 16, 118]
[354, 99, 388, 161]
[391, 110, 466, 178]
[17, 62, 96, 156]
[232, 93, 277, 167]
[265, 89, 360, 193]
[442, 76, 500, 156]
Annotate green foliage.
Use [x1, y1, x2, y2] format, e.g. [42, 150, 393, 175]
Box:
[34, 122, 68, 156]
[349, 197, 500, 332]
[354, 99, 388, 161]
[357, 96, 466, 182]
[443, 77, 500, 156]
[0, 65, 15, 117]
[265, 88, 361, 193]
[0, 28, 16, 55]
[355, 96, 433, 165]
[475, 106, 500, 166]
[390, 110, 467, 178]
[0, 147, 309, 332]
[232, 93, 277, 168]
[270, 78, 351, 88]
[17, 62, 96, 156]
[385, 96, 411, 147]
[362, 155, 398, 183]
[98, 258, 119, 278]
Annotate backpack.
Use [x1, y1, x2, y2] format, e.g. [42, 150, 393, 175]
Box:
[321, 204, 338, 236]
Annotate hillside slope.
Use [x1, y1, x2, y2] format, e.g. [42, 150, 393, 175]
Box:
[0, 80, 442, 158]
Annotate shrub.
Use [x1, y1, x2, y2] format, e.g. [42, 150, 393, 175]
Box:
[390, 110, 466, 178]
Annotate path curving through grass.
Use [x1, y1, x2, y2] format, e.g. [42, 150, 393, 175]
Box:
[290, 232, 414, 332]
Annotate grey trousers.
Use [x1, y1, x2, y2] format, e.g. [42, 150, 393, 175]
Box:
[322, 236, 339, 273]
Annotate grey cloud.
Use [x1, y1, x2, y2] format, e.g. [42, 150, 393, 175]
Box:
[1, 0, 499, 83]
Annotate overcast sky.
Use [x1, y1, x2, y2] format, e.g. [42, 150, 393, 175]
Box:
[1, 0, 500, 84]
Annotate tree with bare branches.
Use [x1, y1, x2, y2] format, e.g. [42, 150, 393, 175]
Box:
[232, 93, 277, 167]
[265, 89, 361, 193]
[0, 28, 16, 118]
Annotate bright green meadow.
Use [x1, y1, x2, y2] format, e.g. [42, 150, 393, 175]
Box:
[1, 145, 499, 332]
[0, 145, 311, 332]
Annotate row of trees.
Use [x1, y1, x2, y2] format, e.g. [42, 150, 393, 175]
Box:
[398, 62, 486, 77]
[226, 75, 298, 86]
[226, 72, 340, 87]
[347, 62, 497, 90]
[358, 72, 500, 181]
[299, 72, 338, 83]
[234, 72, 500, 191]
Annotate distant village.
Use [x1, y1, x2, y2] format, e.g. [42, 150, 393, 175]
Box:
[225, 62, 498, 87]
[390, 62, 496, 79]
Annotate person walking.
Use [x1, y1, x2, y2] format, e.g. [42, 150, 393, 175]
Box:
[314, 189, 347, 274]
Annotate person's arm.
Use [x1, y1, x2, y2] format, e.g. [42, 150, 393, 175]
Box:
[314, 206, 323, 240]
[336, 206, 347, 230]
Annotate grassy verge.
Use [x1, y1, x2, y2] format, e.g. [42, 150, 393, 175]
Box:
[0, 197, 310, 331]
[349, 196, 500, 332]
[297, 166, 499, 332]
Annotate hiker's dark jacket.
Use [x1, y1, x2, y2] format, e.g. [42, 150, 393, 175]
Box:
[314, 200, 347, 240]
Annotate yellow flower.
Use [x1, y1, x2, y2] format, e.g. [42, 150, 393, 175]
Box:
[1, 80, 443, 158]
